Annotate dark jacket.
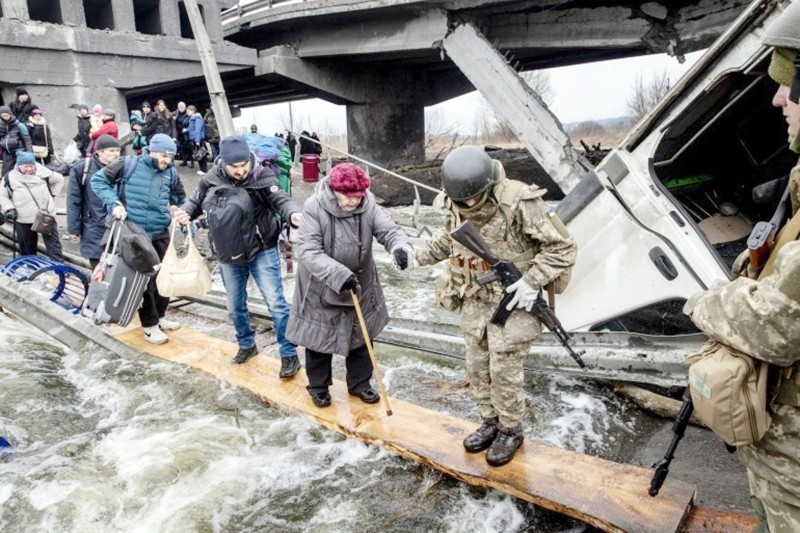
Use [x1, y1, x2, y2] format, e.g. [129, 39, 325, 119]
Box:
[181, 153, 301, 249]
[28, 118, 53, 154]
[285, 179, 410, 354]
[203, 110, 219, 143]
[10, 100, 35, 123]
[67, 155, 110, 259]
[174, 110, 189, 142]
[0, 118, 32, 155]
[142, 114, 176, 142]
[91, 154, 186, 238]
[73, 115, 92, 152]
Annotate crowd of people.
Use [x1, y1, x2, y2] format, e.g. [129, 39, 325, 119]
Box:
[0, 4, 798, 527]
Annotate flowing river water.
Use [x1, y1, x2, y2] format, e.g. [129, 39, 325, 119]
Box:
[0, 205, 746, 532]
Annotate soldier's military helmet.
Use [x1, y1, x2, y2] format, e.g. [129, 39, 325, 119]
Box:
[764, 1, 800, 102]
[441, 146, 498, 202]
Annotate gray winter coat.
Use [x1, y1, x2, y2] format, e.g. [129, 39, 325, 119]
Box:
[286, 179, 410, 355]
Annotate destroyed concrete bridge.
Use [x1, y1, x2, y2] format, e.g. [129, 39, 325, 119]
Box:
[0, 0, 753, 190]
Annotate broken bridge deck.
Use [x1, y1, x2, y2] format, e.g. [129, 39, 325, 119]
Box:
[114, 324, 704, 533]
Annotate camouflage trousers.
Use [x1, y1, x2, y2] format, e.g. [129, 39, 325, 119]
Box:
[461, 299, 534, 429]
[748, 470, 800, 532]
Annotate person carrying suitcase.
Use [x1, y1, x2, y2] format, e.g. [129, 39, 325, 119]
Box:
[90, 134, 186, 345]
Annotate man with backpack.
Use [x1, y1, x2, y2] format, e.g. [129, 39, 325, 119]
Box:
[66, 134, 121, 268]
[414, 146, 577, 467]
[173, 136, 303, 378]
[91, 133, 186, 345]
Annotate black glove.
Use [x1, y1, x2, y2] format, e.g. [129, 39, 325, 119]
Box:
[4, 209, 17, 223]
[340, 274, 358, 294]
[392, 247, 409, 270]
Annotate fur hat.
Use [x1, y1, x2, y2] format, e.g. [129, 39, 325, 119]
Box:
[219, 136, 251, 164]
[148, 134, 177, 154]
[94, 134, 119, 152]
[328, 163, 370, 197]
[16, 152, 36, 165]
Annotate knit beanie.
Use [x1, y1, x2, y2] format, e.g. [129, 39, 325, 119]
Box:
[768, 47, 797, 87]
[16, 152, 36, 165]
[141, 101, 151, 109]
[16, 86, 28, 96]
[0, 105, 12, 116]
[31, 107, 42, 116]
[219, 136, 251, 164]
[79, 103, 89, 113]
[148, 134, 177, 154]
[92, 104, 103, 114]
[328, 163, 370, 197]
[103, 109, 116, 120]
[94, 134, 120, 152]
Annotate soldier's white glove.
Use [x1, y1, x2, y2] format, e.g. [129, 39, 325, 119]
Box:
[506, 278, 537, 312]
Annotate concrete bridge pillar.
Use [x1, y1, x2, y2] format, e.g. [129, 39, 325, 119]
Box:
[161, 0, 181, 37]
[347, 102, 425, 168]
[112, 0, 136, 33]
[60, 0, 86, 27]
[0, 0, 29, 19]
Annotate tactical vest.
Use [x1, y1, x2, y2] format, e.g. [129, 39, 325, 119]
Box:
[433, 176, 571, 310]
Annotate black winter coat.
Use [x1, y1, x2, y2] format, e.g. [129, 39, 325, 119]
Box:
[0, 118, 32, 155]
[67, 155, 109, 260]
[28, 120, 53, 153]
[10, 100, 35, 122]
[74, 115, 92, 152]
[142, 113, 176, 142]
[180, 153, 301, 250]
[174, 111, 189, 142]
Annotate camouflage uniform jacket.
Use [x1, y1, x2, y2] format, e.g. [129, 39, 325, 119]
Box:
[685, 159, 800, 506]
[415, 165, 576, 350]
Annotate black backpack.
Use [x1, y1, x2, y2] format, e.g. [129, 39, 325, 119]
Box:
[201, 184, 263, 265]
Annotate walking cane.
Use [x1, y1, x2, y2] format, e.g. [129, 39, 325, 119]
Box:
[351, 290, 393, 416]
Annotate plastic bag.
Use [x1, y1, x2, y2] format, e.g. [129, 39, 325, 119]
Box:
[64, 142, 81, 165]
[156, 222, 212, 297]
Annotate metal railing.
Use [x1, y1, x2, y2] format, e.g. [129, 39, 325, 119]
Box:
[221, 0, 314, 25]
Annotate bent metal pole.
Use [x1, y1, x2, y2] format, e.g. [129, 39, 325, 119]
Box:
[351, 290, 393, 416]
[184, 0, 236, 138]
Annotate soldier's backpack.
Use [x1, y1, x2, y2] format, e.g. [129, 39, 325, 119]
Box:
[201, 184, 263, 265]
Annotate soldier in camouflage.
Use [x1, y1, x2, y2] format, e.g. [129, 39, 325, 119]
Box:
[415, 146, 576, 466]
[685, 3, 800, 530]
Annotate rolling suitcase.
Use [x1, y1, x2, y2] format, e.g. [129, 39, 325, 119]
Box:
[82, 220, 151, 326]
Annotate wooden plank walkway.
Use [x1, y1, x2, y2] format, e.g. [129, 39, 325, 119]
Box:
[115, 324, 698, 533]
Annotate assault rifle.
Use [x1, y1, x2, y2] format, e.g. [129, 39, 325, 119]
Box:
[649, 388, 694, 497]
[747, 183, 791, 277]
[449, 221, 586, 369]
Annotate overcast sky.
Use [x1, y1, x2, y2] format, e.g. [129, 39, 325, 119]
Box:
[234, 50, 704, 137]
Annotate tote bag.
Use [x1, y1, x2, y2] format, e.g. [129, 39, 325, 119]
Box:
[156, 222, 212, 297]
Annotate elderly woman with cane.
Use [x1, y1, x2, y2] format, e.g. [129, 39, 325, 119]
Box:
[286, 163, 416, 409]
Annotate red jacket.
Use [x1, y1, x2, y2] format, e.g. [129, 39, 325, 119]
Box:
[90, 120, 119, 152]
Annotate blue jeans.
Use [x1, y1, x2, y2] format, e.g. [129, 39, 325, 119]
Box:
[219, 246, 297, 358]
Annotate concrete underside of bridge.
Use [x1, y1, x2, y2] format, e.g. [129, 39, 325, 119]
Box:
[229, 0, 752, 175]
[230, 0, 749, 175]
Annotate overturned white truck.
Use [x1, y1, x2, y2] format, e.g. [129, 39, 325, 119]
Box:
[555, 0, 795, 335]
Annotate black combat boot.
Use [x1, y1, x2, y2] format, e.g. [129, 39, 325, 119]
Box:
[486, 425, 524, 467]
[463, 417, 499, 453]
